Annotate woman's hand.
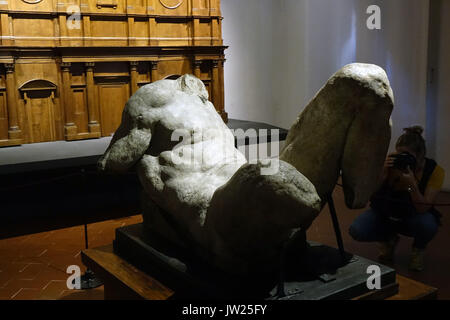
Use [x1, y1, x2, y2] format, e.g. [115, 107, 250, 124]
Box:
[384, 155, 395, 169]
[401, 166, 418, 188]
[380, 154, 396, 182]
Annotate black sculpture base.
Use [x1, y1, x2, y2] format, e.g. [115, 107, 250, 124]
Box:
[113, 223, 397, 300]
[77, 269, 103, 290]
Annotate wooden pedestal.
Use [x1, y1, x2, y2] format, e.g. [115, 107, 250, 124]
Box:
[81, 244, 438, 300]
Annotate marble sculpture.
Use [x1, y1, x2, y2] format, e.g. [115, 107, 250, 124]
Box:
[98, 63, 394, 275]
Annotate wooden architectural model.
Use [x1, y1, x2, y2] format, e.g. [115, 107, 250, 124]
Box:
[0, 0, 226, 147]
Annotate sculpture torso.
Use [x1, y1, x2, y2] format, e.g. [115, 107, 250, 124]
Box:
[125, 80, 247, 238]
[98, 67, 394, 275]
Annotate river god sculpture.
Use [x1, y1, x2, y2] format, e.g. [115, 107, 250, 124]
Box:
[98, 63, 394, 277]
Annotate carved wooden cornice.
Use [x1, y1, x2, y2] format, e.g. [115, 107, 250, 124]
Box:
[60, 62, 71, 71]
[150, 61, 159, 70]
[4, 63, 15, 73]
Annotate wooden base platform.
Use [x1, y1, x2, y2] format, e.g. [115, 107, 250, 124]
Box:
[81, 244, 438, 300]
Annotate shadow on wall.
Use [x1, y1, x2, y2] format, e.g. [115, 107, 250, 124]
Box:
[223, 0, 440, 184]
[426, 0, 450, 191]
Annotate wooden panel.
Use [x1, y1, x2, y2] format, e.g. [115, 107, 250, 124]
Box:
[133, 18, 150, 46]
[158, 0, 190, 16]
[157, 59, 192, 80]
[98, 81, 130, 136]
[211, 18, 222, 46]
[127, 0, 147, 15]
[15, 63, 59, 88]
[66, 11, 84, 48]
[24, 92, 57, 143]
[156, 18, 191, 46]
[0, 13, 11, 46]
[81, 245, 174, 300]
[0, 0, 226, 146]
[196, 19, 212, 46]
[387, 275, 438, 300]
[72, 87, 89, 134]
[90, 17, 128, 46]
[13, 17, 55, 47]
[192, 0, 210, 16]
[10, 0, 53, 12]
[0, 2, 221, 47]
[210, 0, 221, 16]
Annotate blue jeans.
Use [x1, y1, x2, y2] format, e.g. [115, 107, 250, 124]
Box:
[349, 208, 439, 249]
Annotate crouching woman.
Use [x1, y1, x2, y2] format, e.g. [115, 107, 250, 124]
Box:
[349, 126, 445, 271]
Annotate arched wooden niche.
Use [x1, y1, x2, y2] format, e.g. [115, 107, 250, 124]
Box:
[164, 74, 181, 80]
[19, 79, 57, 100]
[19, 79, 59, 143]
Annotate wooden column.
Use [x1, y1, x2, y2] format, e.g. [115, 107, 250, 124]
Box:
[83, 16, 91, 46]
[5, 63, 22, 141]
[193, 60, 202, 78]
[85, 62, 100, 135]
[211, 17, 222, 46]
[211, 60, 221, 113]
[61, 62, 77, 138]
[128, 17, 135, 46]
[1, 14, 12, 46]
[59, 15, 69, 46]
[130, 61, 139, 94]
[219, 59, 227, 121]
[192, 18, 200, 46]
[149, 18, 158, 46]
[150, 61, 159, 83]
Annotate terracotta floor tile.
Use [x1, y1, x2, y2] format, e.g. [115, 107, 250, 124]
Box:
[18, 270, 68, 290]
[0, 262, 8, 272]
[0, 262, 29, 279]
[0, 270, 12, 288]
[12, 252, 49, 264]
[16, 263, 45, 281]
[0, 280, 25, 299]
[11, 288, 41, 300]
[5, 278, 49, 291]
[37, 280, 68, 300]
[60, 287, 104, 300]
[1, 215, 154, 300]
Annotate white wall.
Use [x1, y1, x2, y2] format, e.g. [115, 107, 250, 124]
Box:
[222, 0, 450, 189]
[223, 0, 430, 137]
[355, 0, 430, 147]
[221, 0, 275, 123]
[427, 0, 450, 190]
[271, 0, 361, 129]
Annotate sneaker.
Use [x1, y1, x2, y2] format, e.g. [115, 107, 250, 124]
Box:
[409, 247, 425, 272]
[378, 235, 399, 263]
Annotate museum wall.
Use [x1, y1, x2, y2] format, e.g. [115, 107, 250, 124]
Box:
[222, 0, 450, 190]
[223, 0, 429, 137]
[426, 0, 450, 190]
[221, 0, 275, 123]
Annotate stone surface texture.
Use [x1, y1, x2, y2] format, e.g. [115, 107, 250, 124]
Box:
[99, 64, 394, 275]
[281, 63, 394, 209]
